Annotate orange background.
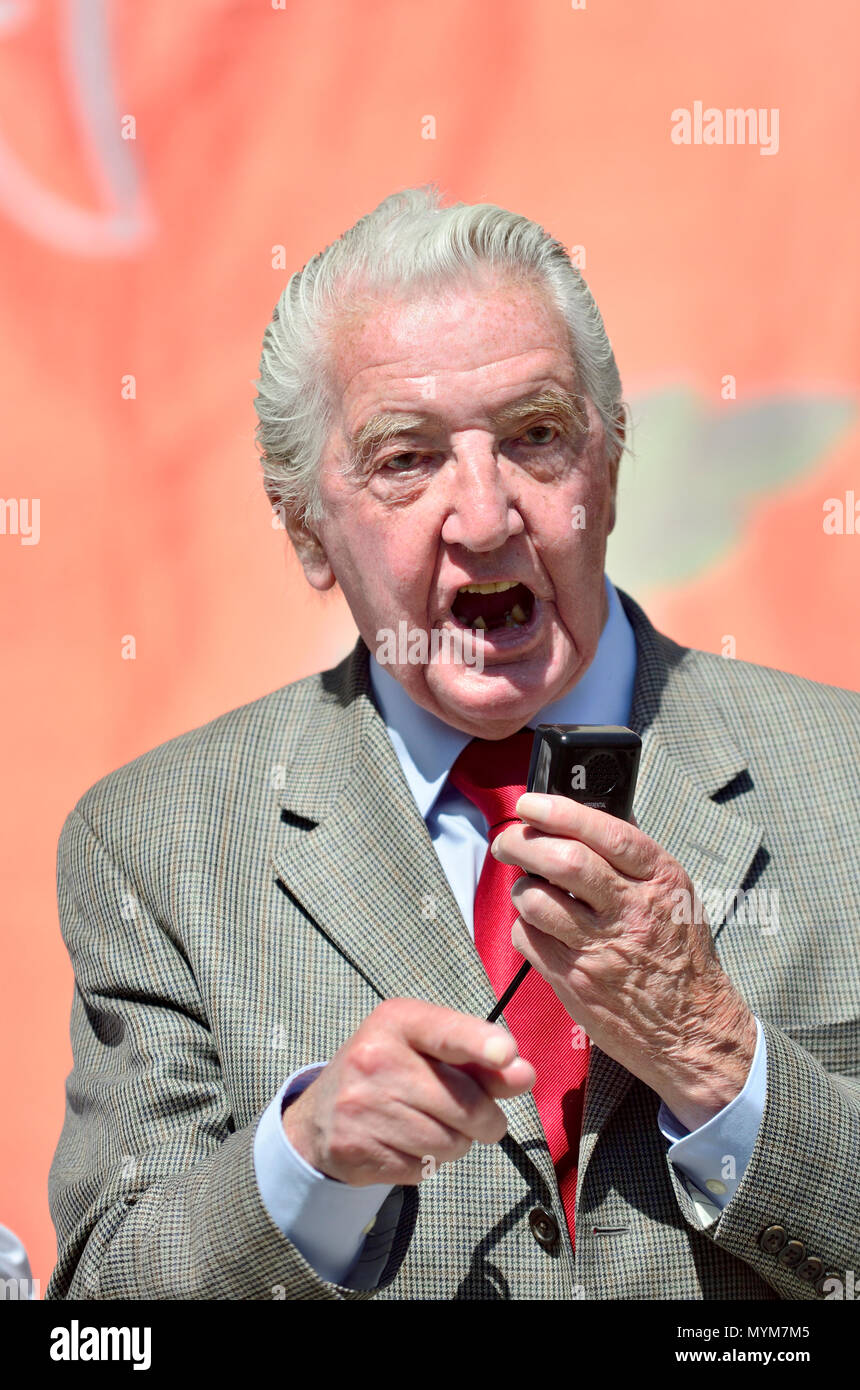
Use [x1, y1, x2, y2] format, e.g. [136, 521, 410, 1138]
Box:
[1, 0, 857, 1293]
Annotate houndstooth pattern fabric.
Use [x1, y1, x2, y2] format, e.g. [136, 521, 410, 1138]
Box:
[45, 588, 860, 1300]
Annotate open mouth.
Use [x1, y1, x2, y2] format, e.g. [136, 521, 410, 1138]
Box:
[450, 579, 536, 632]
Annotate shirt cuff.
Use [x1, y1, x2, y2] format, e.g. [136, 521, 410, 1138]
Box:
[253, 1062, 395, 1287]
[657, 1016, 767, 1221]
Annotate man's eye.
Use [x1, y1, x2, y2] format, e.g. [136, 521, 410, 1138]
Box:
[516, 423, 558, 446]
[382, 452, 426, 472]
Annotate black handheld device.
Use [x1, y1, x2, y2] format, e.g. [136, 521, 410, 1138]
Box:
[485, 724, 642, 1023]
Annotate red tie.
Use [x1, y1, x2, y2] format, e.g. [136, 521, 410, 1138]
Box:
[449, 730, 590, 1250]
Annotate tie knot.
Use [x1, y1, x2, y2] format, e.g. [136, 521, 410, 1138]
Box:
[448, 728, 535, 835]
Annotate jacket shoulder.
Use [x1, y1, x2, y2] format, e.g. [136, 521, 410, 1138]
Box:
[64, 661, 340, 843]
[686, 643, 859, 714]
[682, 643, 860, 758]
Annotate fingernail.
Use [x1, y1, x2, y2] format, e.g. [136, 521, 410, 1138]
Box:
[516, 793, 552, 819]
[483, 1034, 511, 1066]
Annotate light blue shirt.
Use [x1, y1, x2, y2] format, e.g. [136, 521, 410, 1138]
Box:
[254, 575, 767, 1285]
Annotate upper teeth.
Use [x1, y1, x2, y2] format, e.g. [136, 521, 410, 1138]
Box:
[458, 580, 519, 594]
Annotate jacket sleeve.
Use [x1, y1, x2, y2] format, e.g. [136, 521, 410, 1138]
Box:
[664, 1017, 860, 1299]
[46, 806, 418, 1300]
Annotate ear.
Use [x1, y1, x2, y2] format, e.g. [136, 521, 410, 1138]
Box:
[607, 458, 619, 534]
[606, 406, 626, 535]
[270, 492, 336, 592]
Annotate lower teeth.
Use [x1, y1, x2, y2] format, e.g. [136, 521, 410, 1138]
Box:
[459, 602, 532, 632]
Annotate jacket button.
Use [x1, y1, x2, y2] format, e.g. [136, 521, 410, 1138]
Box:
[528, 1207, 560, 1249]
[777, 1239, 806, 1268]
[758, 1224, 787, 1254]
[797, 1256, 824, 1283]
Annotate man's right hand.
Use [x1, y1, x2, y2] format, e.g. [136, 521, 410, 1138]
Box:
[282, 999, 536, 1186]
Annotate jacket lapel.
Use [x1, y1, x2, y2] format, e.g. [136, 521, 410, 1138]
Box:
[270, 654, 496, 1017]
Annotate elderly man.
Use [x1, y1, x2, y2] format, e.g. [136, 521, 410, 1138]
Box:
[47, 186, 860, 1301]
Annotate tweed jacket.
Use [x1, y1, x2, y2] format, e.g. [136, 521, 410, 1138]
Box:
[46, 589, 860, 1300]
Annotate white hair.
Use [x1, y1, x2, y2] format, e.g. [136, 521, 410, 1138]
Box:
[253, 183, 627, 529]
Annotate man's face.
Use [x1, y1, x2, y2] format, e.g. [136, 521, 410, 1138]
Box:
[289, 273, 621, 739]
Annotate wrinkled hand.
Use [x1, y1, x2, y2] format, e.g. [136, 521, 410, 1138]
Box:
[492, 793, 757, 1130]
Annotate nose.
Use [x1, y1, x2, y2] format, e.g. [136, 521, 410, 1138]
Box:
[440, 443, 524, 551]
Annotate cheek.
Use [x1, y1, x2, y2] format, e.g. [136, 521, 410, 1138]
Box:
[541, 477, 610, 571]
[351, 525, 432, 617]
[364, 501, 442, 593]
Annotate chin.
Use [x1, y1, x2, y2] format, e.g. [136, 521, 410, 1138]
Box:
[429, 663, 564, 724]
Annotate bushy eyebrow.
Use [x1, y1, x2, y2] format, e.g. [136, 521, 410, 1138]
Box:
[345, 386, 588, 471]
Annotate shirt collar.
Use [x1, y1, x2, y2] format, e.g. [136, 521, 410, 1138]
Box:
[367, 574, 638, 821]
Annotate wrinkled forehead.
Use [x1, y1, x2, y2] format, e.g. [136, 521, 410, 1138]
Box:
[322, 269, 579, 414]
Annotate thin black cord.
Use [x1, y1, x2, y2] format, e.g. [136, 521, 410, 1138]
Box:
[485, 960, 531, 1022]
